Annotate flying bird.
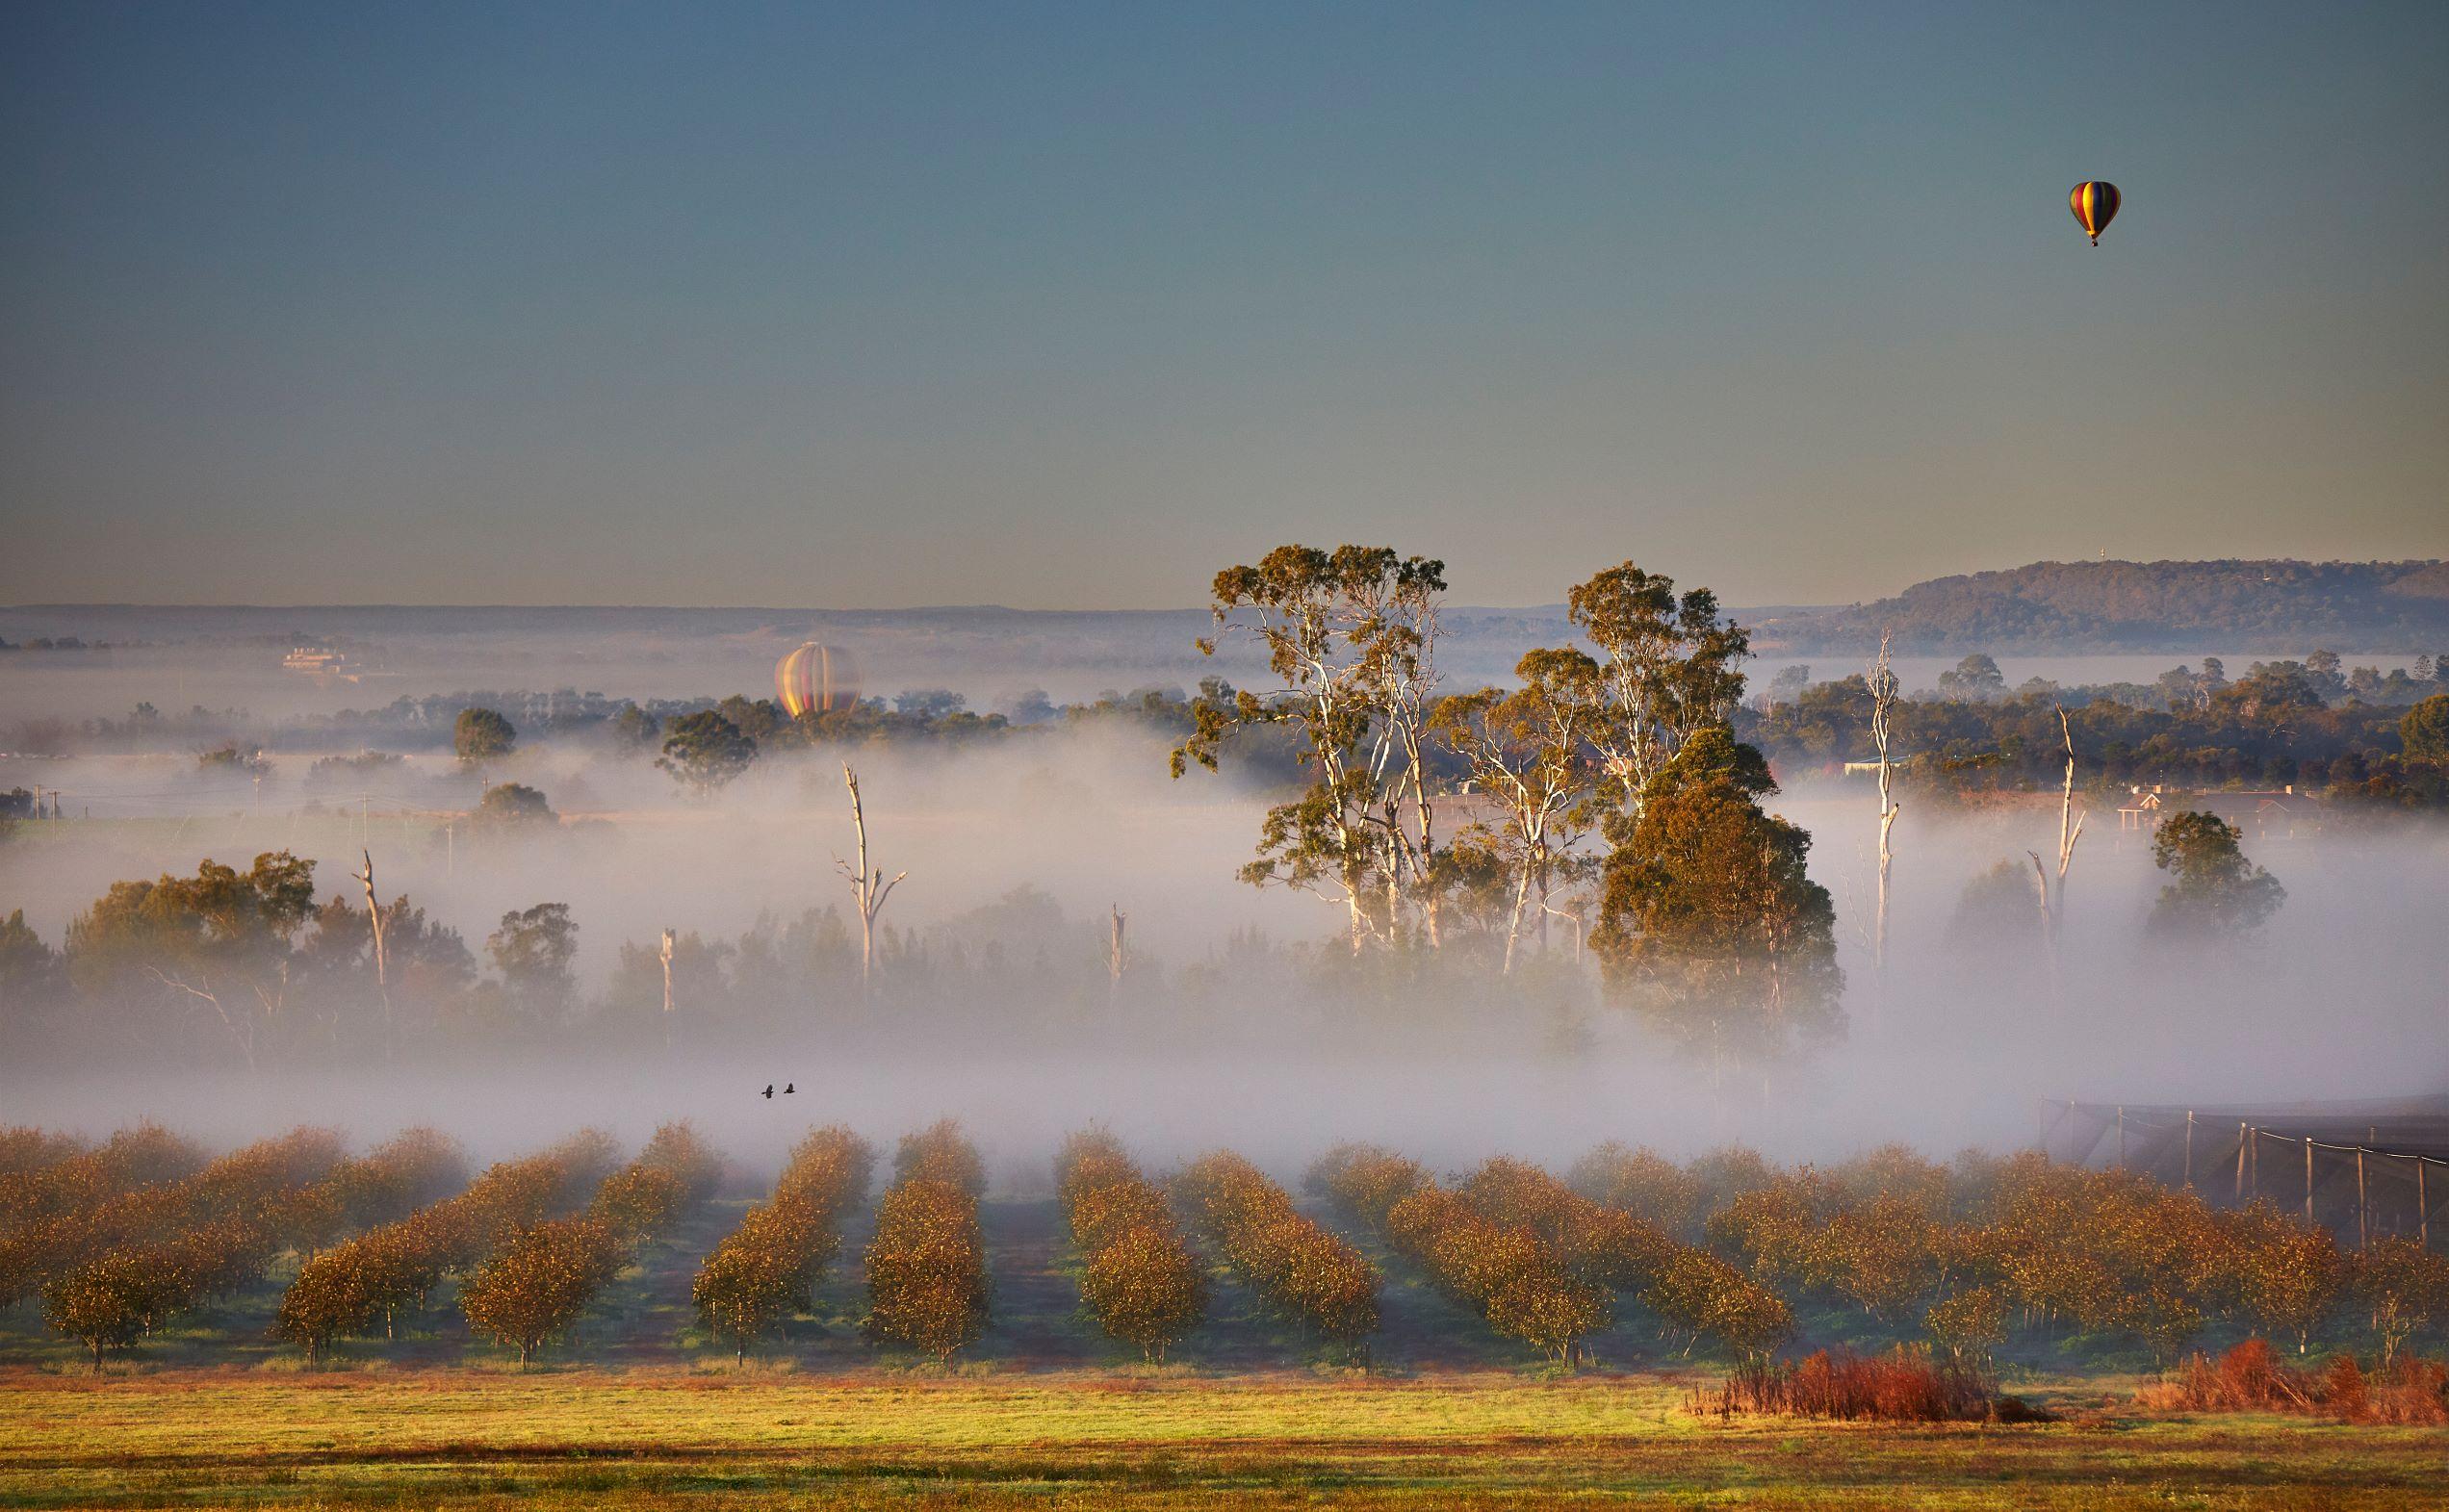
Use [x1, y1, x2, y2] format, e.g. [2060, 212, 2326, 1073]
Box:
[761, 1084, 774, 1099]
[785, 1083, 796, 1094]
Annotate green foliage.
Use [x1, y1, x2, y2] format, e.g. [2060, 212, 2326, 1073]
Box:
[1174, 544, 1446, 942]
[452, 707, 517, 764]
[2149, 810, 2286, 940]
[0, 909, 63, 1010]
[1946, 858, 2043, 955]
[2401, 694, 2449, 767]
[1566, 560, 1749, 811]
[609, 704, 661, 750]
[472, 782, 556, 829]
[61, 853, 318, 1066]
[656, 711, 757, 796]
[1937, 653, 2007, 702]
[1590, 729, 1843, 1060]
[485, 903, 579, 1023]
[195, 744, 270, 775]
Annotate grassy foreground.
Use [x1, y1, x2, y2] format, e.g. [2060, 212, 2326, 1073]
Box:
[4, 1368, 2444, 1511]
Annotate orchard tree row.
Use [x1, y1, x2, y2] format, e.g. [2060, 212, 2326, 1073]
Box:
[692, 1125, 875, 1362]
[270, 1129, 623, 1366]
[457, 1124, 721, 1364]
[1311, 1145, 1790, 1366]
[1171, 1150, 1380, 1355]
[16, 1127, 456, 1368]
[8, 1123, 2444, 1374]
[862, 1122, 991, 1364]
[1056, 1130, 1206, 1362]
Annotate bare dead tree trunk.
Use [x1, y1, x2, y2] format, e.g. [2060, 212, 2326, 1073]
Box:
[658, 927, 676, 1051]
[1107, 906, 1127, 999]
[2053, 704, 2085, 918]
[352, 850, 391, 1063]
[2022, 710, 2085, 1004]
[2025, 850, 2062, 1002]
[1867, 633, 1900, 1033]
[835, 763, 906, 997]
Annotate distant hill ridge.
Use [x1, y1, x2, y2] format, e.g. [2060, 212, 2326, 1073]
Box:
[7, 559, 2443, 659]
[1749, 559, 2449, 654]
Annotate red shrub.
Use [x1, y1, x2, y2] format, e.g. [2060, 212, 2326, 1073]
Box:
[2142, 1338, 2448, 1425]
[1692, 1345, 2031, 1423]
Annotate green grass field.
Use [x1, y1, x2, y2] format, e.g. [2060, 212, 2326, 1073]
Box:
[5, 1197, 2442, 1508]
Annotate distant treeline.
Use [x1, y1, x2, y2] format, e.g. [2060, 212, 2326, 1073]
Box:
[1743, 653, 2449, 806]
[1755, 559, 2449, 654]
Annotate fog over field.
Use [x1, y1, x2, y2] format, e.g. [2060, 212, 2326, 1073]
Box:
[5, 617, 2442, 1186]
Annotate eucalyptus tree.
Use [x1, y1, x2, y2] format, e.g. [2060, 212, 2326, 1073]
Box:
[1173, 545, 1446, 951]
[1565, 563, 1750, 823]
[64, 852, 319, 1070]
[1432, 648, 1607, 973]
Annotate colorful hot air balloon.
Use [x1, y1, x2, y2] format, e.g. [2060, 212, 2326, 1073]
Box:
[775, 642, 860, 718]
[2069, 181, 2120, 245]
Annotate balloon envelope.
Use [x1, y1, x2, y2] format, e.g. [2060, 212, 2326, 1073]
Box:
[775, 643, 860, 717]
[2069, 181, 2121, 244]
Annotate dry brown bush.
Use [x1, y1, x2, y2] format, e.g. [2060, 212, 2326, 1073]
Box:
[1690, 1345, 2041, 1423]
[2139, 1337, 2448, 1424]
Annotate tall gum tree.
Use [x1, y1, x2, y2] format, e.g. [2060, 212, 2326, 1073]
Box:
[1567, 563, 1750, 823]
[1432, 648, 1606, 974]
[1173, 545, 1446, 951]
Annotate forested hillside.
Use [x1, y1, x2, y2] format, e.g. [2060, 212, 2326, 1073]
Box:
[1753, 560, 2449, 654]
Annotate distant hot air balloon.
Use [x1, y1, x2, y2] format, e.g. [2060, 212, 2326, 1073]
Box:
[775, 642, 860, 718]
[2069, 181, 2121, 245]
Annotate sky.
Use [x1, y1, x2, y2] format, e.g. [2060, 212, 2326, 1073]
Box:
[2, 1, 2443, 610]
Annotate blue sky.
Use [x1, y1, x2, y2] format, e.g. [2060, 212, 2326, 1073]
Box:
[3, 2, 2442, 607]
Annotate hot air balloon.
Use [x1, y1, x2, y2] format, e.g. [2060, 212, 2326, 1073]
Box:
[775, 642, 860, 718]
[2069, 181, 2120, 245]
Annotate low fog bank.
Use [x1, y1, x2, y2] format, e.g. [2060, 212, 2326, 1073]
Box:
[4, 721, 2442, 1175]
[0, 1051, 2116, 1191]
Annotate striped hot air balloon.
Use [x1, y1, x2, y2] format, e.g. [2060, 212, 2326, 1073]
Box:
[775, 642, 860, 718]
[2069, 181, 2121, 245]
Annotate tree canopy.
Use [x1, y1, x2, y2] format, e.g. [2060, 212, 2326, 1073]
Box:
[2148, 811, 2286, 941]
[657, 711, 757, 797]
[1590, 729, 1842, 1061]
[452, 708, 517, 764]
